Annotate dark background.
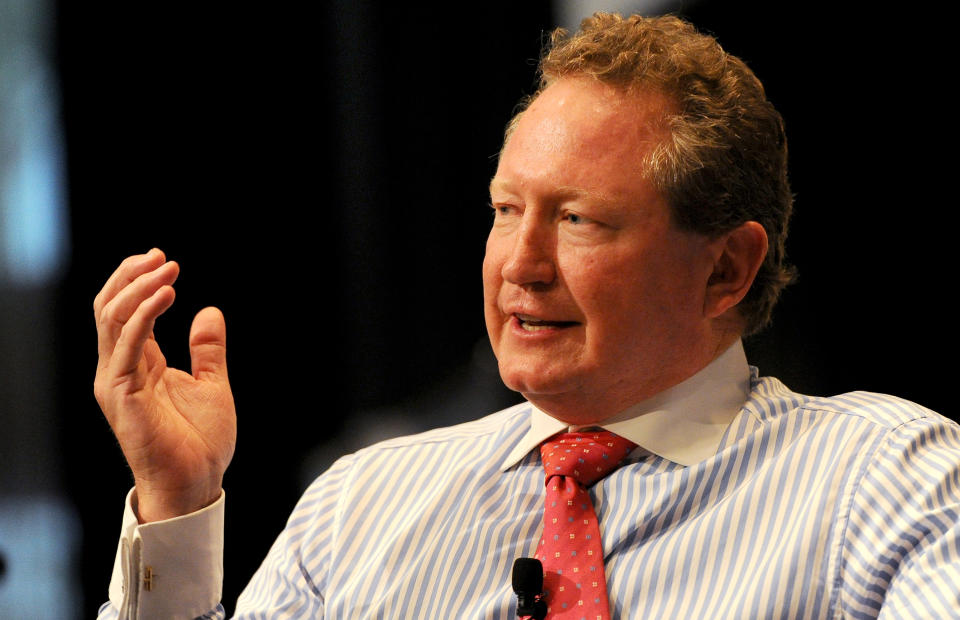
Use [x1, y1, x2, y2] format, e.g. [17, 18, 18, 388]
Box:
[45, 1, 955, 612]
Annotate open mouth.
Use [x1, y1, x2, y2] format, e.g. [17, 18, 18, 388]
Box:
[515, 314, 578, 332]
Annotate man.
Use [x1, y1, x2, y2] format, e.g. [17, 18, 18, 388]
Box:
[95, 14, 960, 618]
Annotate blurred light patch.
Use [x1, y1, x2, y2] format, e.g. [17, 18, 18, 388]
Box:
[1, 0, 68, 286]
[0, 497, 80, 618]
[553, 0, 687, 32]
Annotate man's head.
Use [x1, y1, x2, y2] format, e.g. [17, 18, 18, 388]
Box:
[509, 13, 793, 336]
[483, 14, 790, 422]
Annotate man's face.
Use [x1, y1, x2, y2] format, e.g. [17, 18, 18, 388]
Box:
[483, 77, 722, 423]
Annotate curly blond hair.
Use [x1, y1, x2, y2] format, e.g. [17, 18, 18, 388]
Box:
[507, 13, 794, 335]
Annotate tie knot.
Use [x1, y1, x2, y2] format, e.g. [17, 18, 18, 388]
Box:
[540, 431, 636, 487]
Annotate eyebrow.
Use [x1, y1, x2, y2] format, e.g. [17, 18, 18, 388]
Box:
[488, 177, 510, 196]
[489, 178, 620, 207]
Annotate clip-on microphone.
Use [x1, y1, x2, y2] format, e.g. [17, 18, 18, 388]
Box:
[512, 557, 547, 619]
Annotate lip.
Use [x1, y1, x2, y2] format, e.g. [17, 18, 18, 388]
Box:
[502, 302, 573, 321]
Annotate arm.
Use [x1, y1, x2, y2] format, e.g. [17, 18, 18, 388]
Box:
[93, 249, 237, 617]
[231, 458, 349, 617]
[841, 415, 960, 617]
[97, 490, 227, 620]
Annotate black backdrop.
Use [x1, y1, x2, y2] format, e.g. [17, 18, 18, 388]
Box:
[53, 1, 956, 612]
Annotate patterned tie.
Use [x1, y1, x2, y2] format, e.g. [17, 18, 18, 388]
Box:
[536, 431, 637, 619]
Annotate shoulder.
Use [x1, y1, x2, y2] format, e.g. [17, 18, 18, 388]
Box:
[301, 401, 533, 496]
[287, 402, 535, 536]
[746, 372, 955, 432]
[357, 400, 533, 454]
[284, 402, 532, 530]
[806, 390, 950, 429]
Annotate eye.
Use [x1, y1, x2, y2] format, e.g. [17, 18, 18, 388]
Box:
[490, 203, 516, 218]
[564, 211, 591, 225]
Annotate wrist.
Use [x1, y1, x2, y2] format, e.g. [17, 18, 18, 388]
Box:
[133, 481, 223, 523]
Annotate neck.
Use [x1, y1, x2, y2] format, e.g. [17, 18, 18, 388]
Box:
[528, 332, 743, 425]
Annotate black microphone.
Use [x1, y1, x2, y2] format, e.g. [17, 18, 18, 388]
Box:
[512, 557, 547, 619]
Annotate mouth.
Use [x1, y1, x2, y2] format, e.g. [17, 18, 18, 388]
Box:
[514, 313, 579, 332]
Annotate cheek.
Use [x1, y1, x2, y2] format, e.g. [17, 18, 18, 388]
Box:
[481, 251, 500, 303]
[481, 246, 504, 336]
[568, 251, 694, 337]
[560, 251, 637, 310]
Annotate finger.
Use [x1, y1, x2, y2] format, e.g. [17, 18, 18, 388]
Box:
[94, 249, 167, 320]
[97, 260, 180, 362]
[142, 337, 166, 371]
[109, 285, 177, 382]
[189, 307, 228, 381]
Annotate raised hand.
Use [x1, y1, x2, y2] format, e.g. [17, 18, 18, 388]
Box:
[93, 249, 237, 522]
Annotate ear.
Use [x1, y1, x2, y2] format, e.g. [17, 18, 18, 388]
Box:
[703, 221, 768, 320]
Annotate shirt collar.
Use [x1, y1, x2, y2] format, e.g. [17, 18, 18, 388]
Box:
[500, 340, 750, 470]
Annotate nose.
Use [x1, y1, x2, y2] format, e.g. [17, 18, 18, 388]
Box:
[500, 217, 556, 286]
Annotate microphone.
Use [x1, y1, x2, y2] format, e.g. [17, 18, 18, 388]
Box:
[512, 557, 547, 619]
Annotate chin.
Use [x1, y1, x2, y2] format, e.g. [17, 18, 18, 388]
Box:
[497, 363, 578, 400]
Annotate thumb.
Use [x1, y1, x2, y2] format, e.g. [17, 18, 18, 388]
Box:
[189, 306, 228, 380]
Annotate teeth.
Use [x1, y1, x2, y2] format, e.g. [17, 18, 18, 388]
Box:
[516, 314, 559, 331]
[521, 322, 553, 332]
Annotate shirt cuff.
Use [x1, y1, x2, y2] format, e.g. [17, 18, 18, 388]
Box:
[108, 488, 224, 619]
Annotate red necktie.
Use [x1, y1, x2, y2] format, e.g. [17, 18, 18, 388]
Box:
[536, 431, 637, 619]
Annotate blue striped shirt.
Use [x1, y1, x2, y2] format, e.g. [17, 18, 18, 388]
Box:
[234, 371, 959, 618]
[101, 367, 960, 618]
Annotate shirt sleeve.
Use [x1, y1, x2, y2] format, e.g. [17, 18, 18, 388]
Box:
[841, 415, 960, 618]
[97, 488, 227, 620]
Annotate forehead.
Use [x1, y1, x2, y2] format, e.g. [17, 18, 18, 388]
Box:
[492, 78, 671, 204]
[528, 78, 667, 139]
